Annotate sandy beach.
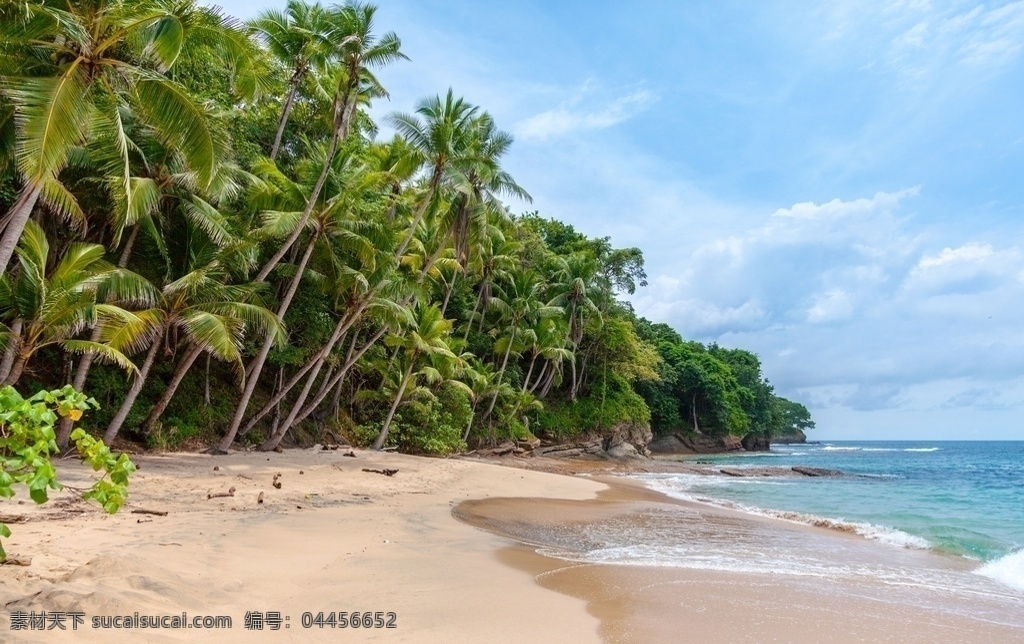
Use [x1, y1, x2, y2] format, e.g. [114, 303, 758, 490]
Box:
[2, 449, 1022, 643]
[0, 449, 604, 643]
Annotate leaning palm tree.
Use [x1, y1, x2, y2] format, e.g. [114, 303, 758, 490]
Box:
[0, 0, 230, 278]
[252, 1, 406, 281]
[221, 2, 406, 450]
[388, 90, 479, 258]
[102, 261, 284, 443]
[0, 221, 157, 387]
[482, 269, 562, 420]
[249, 0, 336, 160]
[372, 303, 458, 450]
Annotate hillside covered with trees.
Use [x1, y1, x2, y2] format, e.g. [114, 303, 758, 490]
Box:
[0, 0, 812, 455]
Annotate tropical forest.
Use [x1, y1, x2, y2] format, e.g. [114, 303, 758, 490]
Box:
[0, 0, 813, 458]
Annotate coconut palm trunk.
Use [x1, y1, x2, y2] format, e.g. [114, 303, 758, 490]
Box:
[1, 351, 28, 387]
[270, 73, 302, 160]
[521, 353, 538, 394]
[103, 337, 162, 443]
[483, 324, 516, 420]
[372, 360, 415, 451]
[0, 184, 42, 279]
[0, 319, 23, 383]
[257, 322, 352, 451]
[462, 288, 484, 343]
[290, 325, 387, 426]
[141, 344, 204, 433]
[238, 292, 376, 437]
[462, 399, 480, 443]
[220, 233, 318, 451]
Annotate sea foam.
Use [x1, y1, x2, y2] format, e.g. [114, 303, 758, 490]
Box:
[976, 549, 1024, 592]
[636, 474, 931, 550]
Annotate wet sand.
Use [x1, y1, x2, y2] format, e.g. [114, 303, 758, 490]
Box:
[456, 476, 1024, 643]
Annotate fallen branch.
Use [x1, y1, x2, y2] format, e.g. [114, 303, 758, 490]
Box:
[362, 468, 398, 477]
[207, 486, 236, 500]
[130, 509, 168, 517]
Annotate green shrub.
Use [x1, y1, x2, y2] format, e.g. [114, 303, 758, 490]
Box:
[536, 373, 651, 440]
[0, 386, 135, 561]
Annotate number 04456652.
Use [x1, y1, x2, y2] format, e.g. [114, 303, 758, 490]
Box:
[300, 611, 397, 629]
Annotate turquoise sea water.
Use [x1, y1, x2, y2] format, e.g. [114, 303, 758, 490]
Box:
[632, 440, 1024, 593]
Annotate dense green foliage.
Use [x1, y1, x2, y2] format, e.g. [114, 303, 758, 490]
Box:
[634, 320, 813, 440]
[0, 0, 811, 456]
[0, 385, 135, 561]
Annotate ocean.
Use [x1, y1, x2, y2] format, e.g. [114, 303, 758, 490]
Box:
[524, 440, 1024, 627]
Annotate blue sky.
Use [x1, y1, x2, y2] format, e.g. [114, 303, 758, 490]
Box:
[211, 0, 1024, 440]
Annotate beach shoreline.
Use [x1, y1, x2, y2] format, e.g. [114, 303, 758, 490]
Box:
[455, 470, 1024, 643]
[2, 448, 1022, 643]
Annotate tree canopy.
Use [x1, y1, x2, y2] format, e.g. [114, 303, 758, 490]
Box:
[0, 0, 812, 454]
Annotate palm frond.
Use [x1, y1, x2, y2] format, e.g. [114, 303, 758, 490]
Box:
[61, 340, 138, 375]
[133, 78, 216, 187]
[7, 66, 91, 182]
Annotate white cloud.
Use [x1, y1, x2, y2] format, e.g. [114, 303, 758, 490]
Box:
[903, 242, 1023, 293]
[515, 87, 657, 141]
[807, 288, 855, 323]
[771, 188, 918, 220]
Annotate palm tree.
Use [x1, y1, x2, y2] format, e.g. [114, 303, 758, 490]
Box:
[446, 113, 529, 269]
[255, 186, 405, 452]
[482, 269, 562, 420]
[102, 261, 283, 443]
[252, 1, 406, 282]
[218, 141, 393, 450]
[220, 2, 406, 450]
[388, 90, 478, 259]
[461, 227, 520, 342]
[459, 358, 503, 442]
[249, 0, 335, 160]
[0, 0, 227, 278]
[547, 252, 601, 347]
[59, 113, 244, 443]
[372, 303, 457, 450]
[0, 221, 156, 387]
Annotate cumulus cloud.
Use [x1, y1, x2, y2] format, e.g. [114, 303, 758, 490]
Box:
[630, 184, 1024, 427]
[903, 242, 1023, 294]
[515, 86, 657, 141]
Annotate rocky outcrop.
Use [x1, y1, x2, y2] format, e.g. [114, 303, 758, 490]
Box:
[606, 442, 641, 459]
[741, 433, 771, 452]
[772, 429, 808, 444]
[602, 422, 652, 455]
[472, 422, 653, 461]
[791, 466, 842, 477]
[648, 432, 744, 454]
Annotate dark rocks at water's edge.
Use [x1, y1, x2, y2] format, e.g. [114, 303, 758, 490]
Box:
[718, 466, 845, 478]
[648, 432, 774, 455]
[790, 466, 842, 477]
[741, 433, 770, 452]
[470, 422, 653, 461]
[771, 429, 808, 444]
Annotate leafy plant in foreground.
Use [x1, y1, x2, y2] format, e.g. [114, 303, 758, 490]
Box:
[0, 385, 135, 562]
